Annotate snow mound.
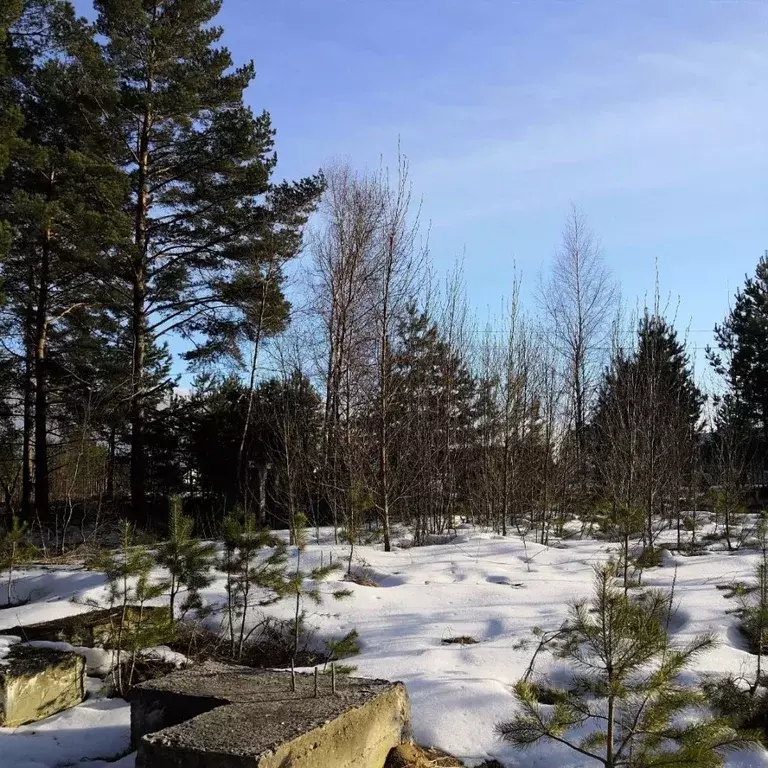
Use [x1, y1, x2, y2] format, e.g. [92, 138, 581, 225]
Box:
[25, 640, 118, 678]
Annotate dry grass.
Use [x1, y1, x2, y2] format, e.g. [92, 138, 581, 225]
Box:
[440, 635, 478, 646]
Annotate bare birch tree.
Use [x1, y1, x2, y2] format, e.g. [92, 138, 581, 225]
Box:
[369, 153, 425, 551]
[539, 207, 616, 489]
[310, 163, 383, 541]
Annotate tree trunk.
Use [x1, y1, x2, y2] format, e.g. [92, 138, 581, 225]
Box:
[106, 424, 116, 500]
[22, 334, 34, 520]
[257, 462, 268, 527]
[33, 212, 52, 521]
[130, 274, 147, 523]
[237, 264, 270, 514]
[21, 267, 35, 520]
[130, 107, 150, 523]
[379, 283, 391, 552]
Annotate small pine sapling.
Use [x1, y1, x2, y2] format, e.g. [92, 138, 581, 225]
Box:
[602, 502, 645, 592]
[0, 516, 36, 607]
[704, 521, 768, 735]
[497, 563, 759, 767]
[287, 509, 352, 663]
[220, 509, 288, 659]
[710, 488, 749, 552]
[156, 496, 216, 626]
[343, 482, 371, 575]
[323, 628, 361, 674]
[87, 520, 171, 696]
[729, 517, 768, 693]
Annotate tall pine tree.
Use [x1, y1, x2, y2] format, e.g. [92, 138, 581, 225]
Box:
[0, 0, 23, 261]
[1, 2, 128, 520]
[709, 252, 768, 445]
[390, 304, 478, 538]
[91, 0, 323, 520]
[592, 313, 703, 549]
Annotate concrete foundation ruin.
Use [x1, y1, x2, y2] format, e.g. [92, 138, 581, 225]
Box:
[0, 644, 86, 727]
[4, 606, 169, 648]
[131, 663, 411, 768]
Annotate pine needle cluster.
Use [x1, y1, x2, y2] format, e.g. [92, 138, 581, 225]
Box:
[86, 520, 172, 695]
[0, 515, 36, 606]
[498, 564, 760, 767]
[156, 495, 216, 624]
[220, 508, 288, 658]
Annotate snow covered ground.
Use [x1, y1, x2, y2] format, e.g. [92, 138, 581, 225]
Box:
[2, 524, 768, 767]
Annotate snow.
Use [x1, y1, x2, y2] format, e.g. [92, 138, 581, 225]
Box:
[0, 697, 130, 768]
[0, 524, 767, 767]
[139, 645, 189, 668]
[0, 635, 21, 665]
[25, 641, 117, 677]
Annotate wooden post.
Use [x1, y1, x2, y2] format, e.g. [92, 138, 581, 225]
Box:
[331, 663, 337, 694]
[314, 666, 318, 697]
[290, 660, 295, 692]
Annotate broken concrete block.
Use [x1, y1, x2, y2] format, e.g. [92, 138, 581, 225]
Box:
[4, 606, 170, 649]
[132, 663, 411, 768]
[0, 645, 85, 726]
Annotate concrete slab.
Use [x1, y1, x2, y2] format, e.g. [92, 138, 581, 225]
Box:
[4, 606, 170, 649]
[132, 663, 411, 768]
[0, 645, 86, 726]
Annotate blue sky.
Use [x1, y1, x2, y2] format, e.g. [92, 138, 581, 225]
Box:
[77, 0, 768, 373]
[223, 0, 767, 365]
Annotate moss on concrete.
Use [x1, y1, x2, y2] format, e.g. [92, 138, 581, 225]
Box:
[0, 646, 85, 726]
[5, 606, 170, 649]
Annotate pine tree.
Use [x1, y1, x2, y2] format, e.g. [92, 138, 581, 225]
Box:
[0, 515, 36, 606]
[709, 252, 768, 444]
[592, 313, 703, 552]
[257, 371, 323, 530]
[87, 520, 171, 696]
[219, 509, 287, 659]
[156, 495, 215, 625]
[722, 518, 768, 693]
[91, 0, 323, 521]
[285, 510, 351, 663]
[498, 564, 759, 767]
[390, 304, 479, 538]
[706, 396, 754, 551]
[0, 0, 23, 262]
[0, 1, 129, 520]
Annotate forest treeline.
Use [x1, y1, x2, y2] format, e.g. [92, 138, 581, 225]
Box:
[1, 0, 767, 554]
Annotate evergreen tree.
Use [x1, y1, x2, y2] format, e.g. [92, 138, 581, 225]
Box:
[0, 515, 36, 606]
[156, 495, 215, 625]
[185, 373, 322, 525]
[187, 375, 245, 510]
[709, 252, 768, 444]
[256, 371, 322, 530]
[219, 509, 287, 658]
[91, 0, 323, 521]
[634, 314, 703, 428]
[592, 313, 703, 550]
[87, 520, 172, 696]
[390, 304, 478, 538]
[704, 395, 756, 551]
[0, 0, 23, 261]
[0, 1, 128, 520]
[498, 564, 758, 767]
[284, 510, 351, 662]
